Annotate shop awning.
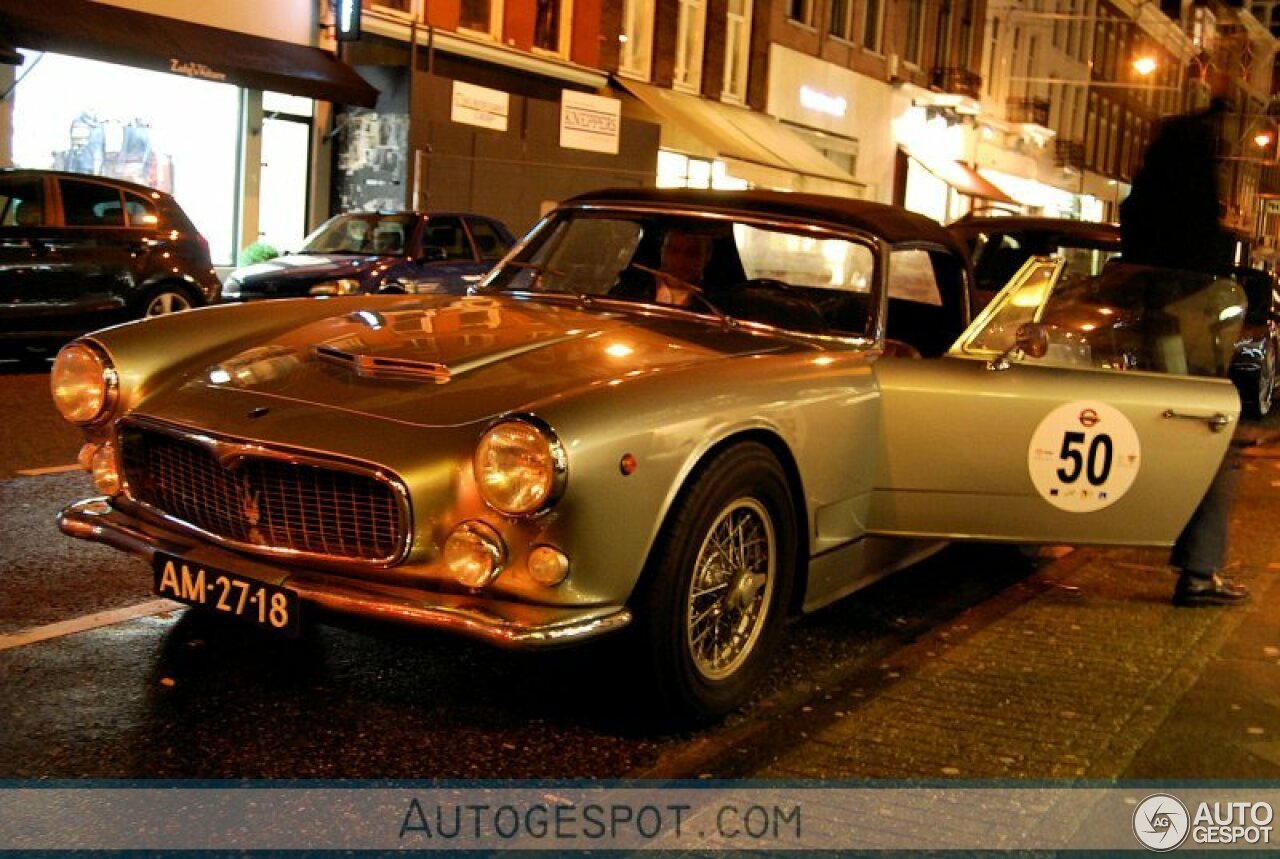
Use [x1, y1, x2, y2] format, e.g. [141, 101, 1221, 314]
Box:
[617, 78, 864, 195]
[0, 0, 379, 107]
[909, 153, 1018, 206]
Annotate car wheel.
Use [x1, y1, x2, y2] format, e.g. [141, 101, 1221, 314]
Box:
[633, 442, 795, 723]
[1255, 346, 1276, 418]
[141, 287, 195, 318]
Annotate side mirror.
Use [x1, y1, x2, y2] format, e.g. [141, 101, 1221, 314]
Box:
[1015, 322, 1050, 359]
[418, 246, 448, 263]
[987, 322, 1049, 371]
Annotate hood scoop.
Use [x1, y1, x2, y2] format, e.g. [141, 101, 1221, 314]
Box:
[315, 345, 451, 383]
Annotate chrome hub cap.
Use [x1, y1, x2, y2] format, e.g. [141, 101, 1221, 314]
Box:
[686, 498, 775, 681]
[146, 292, 193, 316]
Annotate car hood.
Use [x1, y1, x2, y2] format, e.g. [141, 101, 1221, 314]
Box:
[230, 253, 386, 284]
[157, 295, 804, 428]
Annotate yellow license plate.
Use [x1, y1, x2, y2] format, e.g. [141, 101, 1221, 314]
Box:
[153, 552, 301, 636]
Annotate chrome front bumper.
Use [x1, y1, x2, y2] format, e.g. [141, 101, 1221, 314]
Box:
[58, 497, 632, 648]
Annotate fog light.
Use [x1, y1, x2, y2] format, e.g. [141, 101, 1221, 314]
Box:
[527, 545, 570, 587]
[91, 442, 120, 496]
[443, 521, 506, 588]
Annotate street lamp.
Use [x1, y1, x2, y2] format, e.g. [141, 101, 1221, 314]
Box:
[1132, 56, 1158, 77]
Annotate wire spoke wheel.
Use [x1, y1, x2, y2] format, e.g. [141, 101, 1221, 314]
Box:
[685, 498, 775, 681]
[632, 442, 795, 724]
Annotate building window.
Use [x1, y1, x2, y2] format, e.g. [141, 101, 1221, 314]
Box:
[829, 0, 852, 40]
[958, 0, 975, 67]
[619, 0, 655, 79]
[933, 0, 951, 67]
[904, 0, 924, 64]
[533, 0, 572, 57]
[460, 0, 504, 39]
[862, 0, 883, 52]
[722, 0, 752, 103]
[674, 0, 707, 92]
[787, 0, 814, 27]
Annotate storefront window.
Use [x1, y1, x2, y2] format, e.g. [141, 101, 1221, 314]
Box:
[656, 151, 747, 190]
[11, 50, 240, 265]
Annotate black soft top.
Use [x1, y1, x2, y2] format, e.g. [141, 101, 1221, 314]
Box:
[563, 187, 967, 255]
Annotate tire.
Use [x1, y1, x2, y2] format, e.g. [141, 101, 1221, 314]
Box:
[632, 442, 796, 724]
[140, 287, 195, 318]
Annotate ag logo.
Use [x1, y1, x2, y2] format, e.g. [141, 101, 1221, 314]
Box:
[1133, 793, 1190, 851]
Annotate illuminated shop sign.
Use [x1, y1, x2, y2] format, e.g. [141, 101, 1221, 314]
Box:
[799, 86, 847, 119]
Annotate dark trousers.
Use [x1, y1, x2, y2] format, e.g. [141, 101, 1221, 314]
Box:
[1170, 449, 1241, 578]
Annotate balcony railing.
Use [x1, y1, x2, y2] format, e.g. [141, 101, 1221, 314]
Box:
[1007, 98, 1051, 127]
[929, 67, 982, 99]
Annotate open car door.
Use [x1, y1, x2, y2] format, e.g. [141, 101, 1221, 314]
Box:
[870, 258, 1243, 546]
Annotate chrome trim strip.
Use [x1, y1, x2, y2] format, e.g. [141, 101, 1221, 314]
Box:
[118, 415, 414, 567]
[314, 345, 452, 383]
[58, 498, 631, 648]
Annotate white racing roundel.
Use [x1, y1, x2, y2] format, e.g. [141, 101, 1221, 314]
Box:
[1027, 401, 1141, 513]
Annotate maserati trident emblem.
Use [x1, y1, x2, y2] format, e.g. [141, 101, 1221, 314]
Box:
[241, 487, 262, 527]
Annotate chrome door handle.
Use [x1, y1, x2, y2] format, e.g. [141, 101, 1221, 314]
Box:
[1162, 409, 1234, 433]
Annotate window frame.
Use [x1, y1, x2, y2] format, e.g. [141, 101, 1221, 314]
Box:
[532, 0, 574, 59]
[861, 0, 883, 53]
[674, 0, 708, 93]
[458, 0, 505, 41]
[722, 0, 753, 103]
[618, 0, 656, 80]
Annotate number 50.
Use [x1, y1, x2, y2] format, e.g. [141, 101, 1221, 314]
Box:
[1056, 431, 1113, 486]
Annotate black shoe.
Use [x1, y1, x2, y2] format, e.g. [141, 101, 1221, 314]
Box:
[1173, 573, 1251, 607]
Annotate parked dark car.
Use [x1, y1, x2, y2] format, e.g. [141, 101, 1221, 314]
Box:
[949, 213, 1279, 418]
[0, 168, 220, 361]
[222, 212, 515, 301]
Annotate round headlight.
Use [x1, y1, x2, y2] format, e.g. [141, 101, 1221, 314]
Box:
[51, 342, 116, 425]
[474, 419, 566, 516]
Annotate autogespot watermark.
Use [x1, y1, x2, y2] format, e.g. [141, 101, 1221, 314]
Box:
[1134, 793, 1274, 851]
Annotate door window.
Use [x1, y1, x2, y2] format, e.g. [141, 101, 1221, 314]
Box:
[466, 218, 511, 261]
[422, 217, 470, 260]
[124, 192, 159, 227]
[60, 179, 126, 227]
[0, 176, 45, 227]
[961, 258, 1248, 377]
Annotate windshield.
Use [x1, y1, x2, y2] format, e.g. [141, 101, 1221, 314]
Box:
[302, 214, 415, 254]
[959, 258, 1248, 377]
[483, 210, 880, 336]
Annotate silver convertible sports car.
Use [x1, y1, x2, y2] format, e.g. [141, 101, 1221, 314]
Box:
[53, 189, 1244, 722]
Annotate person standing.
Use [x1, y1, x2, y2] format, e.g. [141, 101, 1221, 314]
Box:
[1120, 97, 1250, 607]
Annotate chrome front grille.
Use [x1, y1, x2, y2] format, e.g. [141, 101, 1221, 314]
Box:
[119, 424, 408, 564]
